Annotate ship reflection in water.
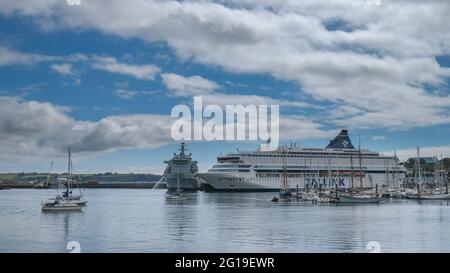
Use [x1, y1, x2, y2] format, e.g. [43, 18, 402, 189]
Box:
[1, 189, 450, 252]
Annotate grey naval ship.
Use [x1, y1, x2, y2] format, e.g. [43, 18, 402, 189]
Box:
[164, 142, 199, 192]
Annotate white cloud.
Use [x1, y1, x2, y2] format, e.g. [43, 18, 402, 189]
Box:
[91, 56, 160, 80]
[114, 89, 138, 99]
[371, 135, 386, 141]
[201, 93, 314, 109]
[1, 0, 450, 130]
[50, 63, 75, 76]
[0, 96, 173, 162]
[162, 72, 315, 109]
[385, 145, 450, 161]
[161, 73, 219, 96]
[0, 45, 58, 66]
[279, 115, 334, 140]
[0, 96, 331, 165]
[114, 88, 160, 99]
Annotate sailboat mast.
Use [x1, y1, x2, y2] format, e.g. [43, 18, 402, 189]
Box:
[67, 147, 72, 197]
[358, 135, 363, 190]
[386, 158, 389, 189]
[68, 147, 71, 175]
[46, 161, 53, 187]
[282, 147, 288, 190]
[417, 147, 422, 185]
[350, 156, 354, 191]
[434, 155, 438, 186]
[441, 154, 445, 185]
[394, 150, 399, 188]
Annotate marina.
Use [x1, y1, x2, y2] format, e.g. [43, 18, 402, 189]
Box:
[0, 136, 449, 253]
[1, 189, 450, 252]
[1, 138, 448, 251]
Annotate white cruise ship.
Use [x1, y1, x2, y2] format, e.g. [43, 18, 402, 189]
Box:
[198, 130, 406, 192]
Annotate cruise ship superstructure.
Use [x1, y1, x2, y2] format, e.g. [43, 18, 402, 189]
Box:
[199, 130, 406, 192]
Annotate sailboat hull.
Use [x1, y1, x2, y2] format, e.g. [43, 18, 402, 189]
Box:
[41, 201, 84, 211]
[41, 206, 83, 212]
[339, 194, 382, 203]
[413, 194, 450, 200]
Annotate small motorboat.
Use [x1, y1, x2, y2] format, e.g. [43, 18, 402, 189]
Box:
[271, 189, 292, 202]
[165, 191, 186, 201]
[317, 196, 330, 203]
[391, 189, 406, 199]
[338, 193, 382, 204]
[302, 192, 317, 202]
[381, 188, 398, 198]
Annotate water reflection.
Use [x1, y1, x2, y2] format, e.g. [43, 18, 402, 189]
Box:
[1, 189, 450, 252]
[164, 193, 199, 242]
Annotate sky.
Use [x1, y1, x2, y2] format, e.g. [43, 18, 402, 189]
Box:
[0, 0, 450, 174]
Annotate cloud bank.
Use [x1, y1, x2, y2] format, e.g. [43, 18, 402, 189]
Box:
[1, 0, 449, 129]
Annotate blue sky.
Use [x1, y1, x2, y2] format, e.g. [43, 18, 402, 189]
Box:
[0, 1, 450, 174]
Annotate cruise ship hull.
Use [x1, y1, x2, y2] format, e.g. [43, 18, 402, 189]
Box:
[199, 173, 279, 192]
[198, 172, 401, 192]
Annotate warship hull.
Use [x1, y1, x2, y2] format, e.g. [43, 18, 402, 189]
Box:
[165, 173, 199, 192]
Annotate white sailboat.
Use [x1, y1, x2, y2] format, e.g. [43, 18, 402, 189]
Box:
[272, 147, 293, 202]
[416, 191, 450, 200]
[338, 136, 382, 204]
[419, 153, 450, 200]
[41, 148, 87, 212]
[403, 147, 450, 200]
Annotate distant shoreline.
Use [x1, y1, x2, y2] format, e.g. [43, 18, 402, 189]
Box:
[0, 182, 167, 189]
[0, 172, 164, 189]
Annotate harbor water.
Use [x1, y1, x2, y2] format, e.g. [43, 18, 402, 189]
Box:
[1, 189, 450, 252]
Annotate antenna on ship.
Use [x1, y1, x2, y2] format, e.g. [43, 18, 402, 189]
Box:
[180, 142, 186, 155]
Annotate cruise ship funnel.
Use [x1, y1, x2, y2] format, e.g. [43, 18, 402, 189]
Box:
[325, 129, 355, 149]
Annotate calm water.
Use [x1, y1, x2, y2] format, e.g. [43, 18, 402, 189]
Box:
[1, 189, 450, 253]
